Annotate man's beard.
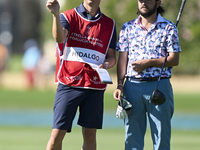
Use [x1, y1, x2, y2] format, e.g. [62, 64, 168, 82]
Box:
[137, 3, 157, 18]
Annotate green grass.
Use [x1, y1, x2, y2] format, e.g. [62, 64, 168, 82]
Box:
[0, 88, 200, 114]
[171, 130, 200, 150]
[0, 89, 55, 110]
[0, 126, 200, 150]
[174, 93, 200, 113]
[0, 89, 200, 150]
[6, 54, 23, 73]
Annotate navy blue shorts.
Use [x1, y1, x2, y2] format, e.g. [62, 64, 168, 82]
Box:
[53, 83, 105, 132]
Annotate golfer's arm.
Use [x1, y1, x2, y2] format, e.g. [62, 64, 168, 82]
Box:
[117, 51, 128, 85]
[149, 52, 180, 68]
[52, 14, 68, 43]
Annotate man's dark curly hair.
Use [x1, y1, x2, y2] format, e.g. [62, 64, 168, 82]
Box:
[157, 5, 166, 16]
[156, 0, 166, 16]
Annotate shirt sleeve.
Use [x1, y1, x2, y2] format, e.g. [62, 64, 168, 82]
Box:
[60, 14, 70, 31]
[109, 25, 117, 49]
[166, 24, 181, 53]
[116, 23, 129, 52]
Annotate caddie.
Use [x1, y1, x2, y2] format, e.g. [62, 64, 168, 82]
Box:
[46, 0, 116, 150]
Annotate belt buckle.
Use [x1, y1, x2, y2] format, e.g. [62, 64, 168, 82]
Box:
[131, 78, 147, 83]
[150, 77, 154, 81]
[150, 77, 158, 81]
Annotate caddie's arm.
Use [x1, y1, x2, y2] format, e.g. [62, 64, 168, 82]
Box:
[113, 51, 128, 101]
[46, 0, 68, 43]
[99, 48, 116, 69]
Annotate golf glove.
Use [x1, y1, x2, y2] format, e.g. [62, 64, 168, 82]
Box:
[116, 104, 127, 119]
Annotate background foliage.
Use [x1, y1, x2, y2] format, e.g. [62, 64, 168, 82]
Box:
[1, 0, 198, 75]
[41, 0, 200, 75]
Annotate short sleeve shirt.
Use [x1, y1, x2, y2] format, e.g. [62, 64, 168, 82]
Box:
[116, 14, 181, 78]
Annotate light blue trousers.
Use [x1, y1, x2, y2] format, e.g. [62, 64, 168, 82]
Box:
[123, 78, 174, 150]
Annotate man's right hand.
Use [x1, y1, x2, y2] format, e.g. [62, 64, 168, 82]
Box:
[113, 87, 123, 101]
[46, 0, 60, 16]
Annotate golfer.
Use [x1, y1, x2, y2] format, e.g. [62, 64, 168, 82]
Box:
[46, 0, 116, 150]
[113, 0, 181, 149]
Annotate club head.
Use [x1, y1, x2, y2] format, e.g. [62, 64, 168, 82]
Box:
[119, 96, 132, 114]
[151, 89, 166, 105]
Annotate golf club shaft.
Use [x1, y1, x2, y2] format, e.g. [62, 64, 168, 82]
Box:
[156, 0, 186, 89]
[176, 0, 187, 26]
[156, 53, 168, 88]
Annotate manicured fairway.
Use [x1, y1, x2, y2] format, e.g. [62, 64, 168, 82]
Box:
[0, 126, 200, 150]
[1, 88, 200, 113]
[0, 89, 200, 150]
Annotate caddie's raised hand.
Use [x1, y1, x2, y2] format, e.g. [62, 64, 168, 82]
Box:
[46, 0, 60, 15]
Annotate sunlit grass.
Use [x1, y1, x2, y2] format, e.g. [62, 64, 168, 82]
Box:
[0, 84, 200, 150]
[0, 126, 200, 150]
[0, 88, 200, 114]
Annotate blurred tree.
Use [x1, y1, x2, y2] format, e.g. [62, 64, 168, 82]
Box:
[0, 0, 42, 54]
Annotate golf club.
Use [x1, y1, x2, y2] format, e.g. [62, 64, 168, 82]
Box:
[151, 0, 187, 105]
